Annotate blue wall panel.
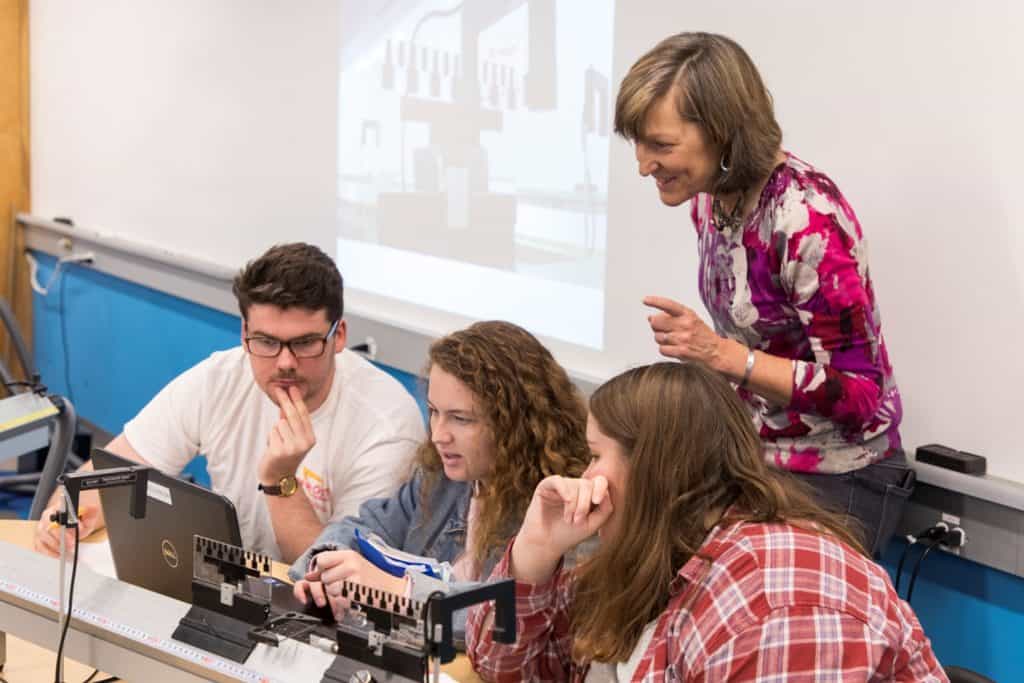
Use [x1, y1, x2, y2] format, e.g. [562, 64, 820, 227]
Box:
[31, 253, 240, 432]
[27, 251, 1021, 680]
[880, 542, 1024, 681]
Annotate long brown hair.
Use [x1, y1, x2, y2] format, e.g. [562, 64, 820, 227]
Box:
[614, 32, 782, 195]
[571, 362, 864, 663]
[417, 321, 589, 564]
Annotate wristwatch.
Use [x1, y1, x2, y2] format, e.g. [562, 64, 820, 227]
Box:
[258, 474, 298, 497]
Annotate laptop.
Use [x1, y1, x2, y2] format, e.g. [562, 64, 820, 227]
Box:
[93, 448, 243, 602]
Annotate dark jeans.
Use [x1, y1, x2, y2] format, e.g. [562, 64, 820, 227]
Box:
[791, 451, 916, 557]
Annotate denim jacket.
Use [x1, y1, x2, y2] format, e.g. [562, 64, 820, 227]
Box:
[290, 468, 503, 644]
[288, 466, 475, 573]
[289, 467, 481, 581]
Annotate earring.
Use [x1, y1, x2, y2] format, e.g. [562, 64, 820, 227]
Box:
[720, 155, 730, 173]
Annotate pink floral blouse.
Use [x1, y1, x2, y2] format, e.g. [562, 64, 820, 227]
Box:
[693, 152, 902, 474]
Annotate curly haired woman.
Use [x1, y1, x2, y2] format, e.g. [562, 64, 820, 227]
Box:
[290, 320, 590, 630]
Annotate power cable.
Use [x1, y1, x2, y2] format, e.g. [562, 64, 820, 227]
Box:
[895, 524, 948, 595]
[59, 266, 74, 405]
[906, 537, 942, 604]
[906, 526, 967, 605]
[54, 522, 80, 683]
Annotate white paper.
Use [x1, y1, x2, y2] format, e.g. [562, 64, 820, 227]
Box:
[77, 538, 118, 578]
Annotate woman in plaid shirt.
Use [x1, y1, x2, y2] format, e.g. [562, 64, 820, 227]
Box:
[467, 362, 944, 682]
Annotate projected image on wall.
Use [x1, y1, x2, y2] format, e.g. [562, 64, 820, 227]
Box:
[335, 0, 614, 349]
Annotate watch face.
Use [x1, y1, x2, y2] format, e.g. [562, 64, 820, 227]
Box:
[280, 475, 298, 496]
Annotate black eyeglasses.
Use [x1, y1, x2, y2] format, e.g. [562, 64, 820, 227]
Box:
[244, 319, 340, 359]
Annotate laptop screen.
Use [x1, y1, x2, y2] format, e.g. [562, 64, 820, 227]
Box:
[93, 448, 242, 602]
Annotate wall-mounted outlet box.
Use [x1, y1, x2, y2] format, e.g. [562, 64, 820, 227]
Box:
[899, 458, 1024, 577]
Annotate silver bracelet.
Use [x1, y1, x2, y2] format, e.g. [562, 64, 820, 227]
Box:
[740, 348, 756, 388]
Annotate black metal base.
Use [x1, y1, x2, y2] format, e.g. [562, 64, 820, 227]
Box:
[172, 605, 258, 663]
[328, 621, 426, 682]
[321, 655, 421, 683]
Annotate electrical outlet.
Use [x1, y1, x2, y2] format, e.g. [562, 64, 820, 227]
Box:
[941, 526, 967, 557]
[900, 482, 1024, 576]
[62, 251, 95, 265]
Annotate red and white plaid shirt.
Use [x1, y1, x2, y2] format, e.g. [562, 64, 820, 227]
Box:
[467, 521, 946, 682]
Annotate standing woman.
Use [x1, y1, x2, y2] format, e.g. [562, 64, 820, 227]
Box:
[615, 32, 911, 554]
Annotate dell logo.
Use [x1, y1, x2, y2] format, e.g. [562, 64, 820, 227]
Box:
[161, 539, 179, 569]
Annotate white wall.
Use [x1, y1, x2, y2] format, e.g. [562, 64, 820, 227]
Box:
[30, 1, 1024, 481]
[604, 2, 1024, 482]
[30, 1, 340, 264]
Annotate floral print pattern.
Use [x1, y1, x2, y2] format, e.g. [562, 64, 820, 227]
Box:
[694, 153, 902, 473]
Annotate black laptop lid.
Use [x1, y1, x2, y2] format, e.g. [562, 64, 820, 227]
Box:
[93, 448, 242, 602]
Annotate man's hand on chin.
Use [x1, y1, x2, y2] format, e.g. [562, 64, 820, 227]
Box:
[258, 385, 316, 485]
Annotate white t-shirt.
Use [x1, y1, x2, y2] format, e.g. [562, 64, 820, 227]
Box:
[123, 347, 425, 559]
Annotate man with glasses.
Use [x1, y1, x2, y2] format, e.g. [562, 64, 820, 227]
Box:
[34, 243, 425, 562]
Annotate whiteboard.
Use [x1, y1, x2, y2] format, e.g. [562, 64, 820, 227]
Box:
[29, 1, 1024, 482]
